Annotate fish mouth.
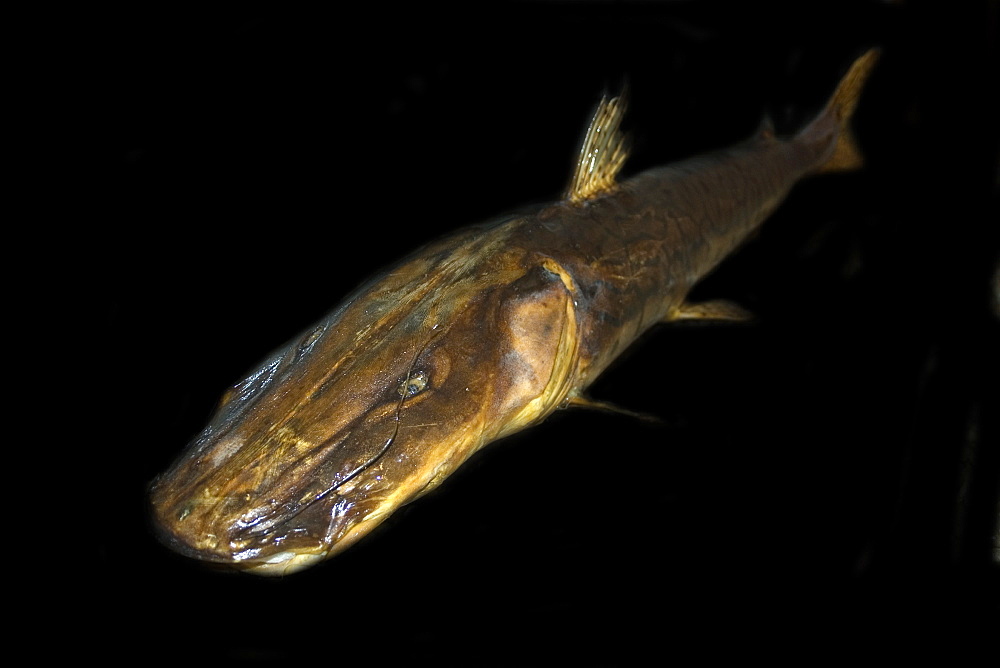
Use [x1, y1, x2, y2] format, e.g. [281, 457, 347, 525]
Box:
[233, 550, 326, 575]
[147, 406, 409, 574]
[153, 534, 328, 576]
[148, 473, 357, 575]
[149, 490, 395, 576]
[149, 518, 333, 576]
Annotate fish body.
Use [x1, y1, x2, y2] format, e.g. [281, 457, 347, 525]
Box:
[150, 50, 879, 575]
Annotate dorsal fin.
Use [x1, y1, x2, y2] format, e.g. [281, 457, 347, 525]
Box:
[755, 114, 776, 141]
[565, 93, 630, 203]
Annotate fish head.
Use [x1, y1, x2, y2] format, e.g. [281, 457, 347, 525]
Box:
[149, 248, 580, 575]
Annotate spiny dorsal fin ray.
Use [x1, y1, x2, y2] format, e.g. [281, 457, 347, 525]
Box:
[565, 93, 630, 203]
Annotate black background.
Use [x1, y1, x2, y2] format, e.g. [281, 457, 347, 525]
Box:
[81, 1, 997, 663]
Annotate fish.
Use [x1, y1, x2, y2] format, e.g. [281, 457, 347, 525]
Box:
[149, 49, 880, 575]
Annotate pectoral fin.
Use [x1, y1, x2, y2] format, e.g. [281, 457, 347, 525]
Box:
[563, 395, 662, 423]
[665, 300, 754, 323]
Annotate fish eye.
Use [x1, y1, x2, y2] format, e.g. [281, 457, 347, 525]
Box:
[397, 370, 429, 398]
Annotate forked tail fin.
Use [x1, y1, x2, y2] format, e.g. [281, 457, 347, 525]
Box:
[798, 48, 881, 174]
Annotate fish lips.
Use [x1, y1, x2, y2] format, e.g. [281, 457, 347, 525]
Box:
[148, 475, 357, 573]
[148, 425, 389, 567]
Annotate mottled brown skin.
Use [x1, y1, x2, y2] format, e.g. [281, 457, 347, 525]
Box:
[522, 132, 834, 387]
[150, 52, 874, 574]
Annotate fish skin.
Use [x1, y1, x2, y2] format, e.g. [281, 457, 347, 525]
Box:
[149, 49, 879, 575]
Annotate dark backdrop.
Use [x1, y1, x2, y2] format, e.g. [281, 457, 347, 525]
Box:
[82, 1, 997, 663]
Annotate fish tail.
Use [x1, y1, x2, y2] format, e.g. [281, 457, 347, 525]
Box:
[798, 48, 880, 173]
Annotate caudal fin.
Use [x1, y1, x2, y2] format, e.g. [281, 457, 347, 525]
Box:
[799, 48, 880, 174]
